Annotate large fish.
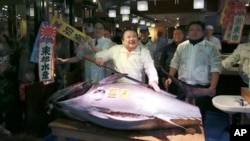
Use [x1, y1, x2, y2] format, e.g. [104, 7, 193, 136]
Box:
[47, 74, 202, 131]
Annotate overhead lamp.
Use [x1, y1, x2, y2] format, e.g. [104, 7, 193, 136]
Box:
[115, 23, 119, 28]
[139, 19, 145, 25]
[122, 14, 129, 21]
[151, 23, 155, 27]
[137, 1, 148, 11]
[146, 22, 151, 26]
[132, 17, 138, 23]
[108, 9, 116, 18]
[193, 0, 204, 9]
[29, 7, 34, 17]
[120, 5, 130, 14]
[246, 0, 250, 7]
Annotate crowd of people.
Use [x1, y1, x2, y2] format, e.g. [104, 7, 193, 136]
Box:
[1, 18, 250, 140]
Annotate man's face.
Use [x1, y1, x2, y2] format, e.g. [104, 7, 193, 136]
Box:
[206, 29, 213, 37]
[93, 23, 104, 38]
[173, 30, 184, 43]
[122, 30, 139, 51]
[140, 30, 149, 41]
[188, 24, 204, 40]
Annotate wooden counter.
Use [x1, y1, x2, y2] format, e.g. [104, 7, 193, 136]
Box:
[241, 87, 250, 104]
[48, 118, 205, 141]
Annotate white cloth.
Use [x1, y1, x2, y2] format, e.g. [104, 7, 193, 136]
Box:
[76, 37, 112, 83]
[222, 42, 250, 84]
[205, 36, 222, 51]
[95, 45, 159, 84]
[170, 40, 222, 86]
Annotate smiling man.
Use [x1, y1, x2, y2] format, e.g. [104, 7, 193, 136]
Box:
[95, 29, 160, 92]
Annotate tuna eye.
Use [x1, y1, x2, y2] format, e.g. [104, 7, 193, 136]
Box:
[92, 89, 105, 101]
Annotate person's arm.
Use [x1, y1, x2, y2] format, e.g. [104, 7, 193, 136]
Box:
[56, 56, 80, 64]
[86, 36, 101, 53]
[143, 49, 160, 92]
[222, 45, 241, 69]
[95, 45, 115, 66]
[209, 72, 220, 89]
[164, 67, 177, 90]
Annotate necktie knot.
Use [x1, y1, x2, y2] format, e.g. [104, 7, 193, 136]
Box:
[95, 39, 98, 45]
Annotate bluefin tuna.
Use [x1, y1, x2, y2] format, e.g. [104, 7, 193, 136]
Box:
[47, 74, 202, 131]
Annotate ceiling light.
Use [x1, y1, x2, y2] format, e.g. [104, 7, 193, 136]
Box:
[139, 19, 145, 25]
[193, 0, 204, 9]
[108, 9, 116, 18]
[122, 14, 129, 21]
[120, 5, 130, 14]
[132, 17, 138, 23]
[151, 23, 155, 27]
[115, 23, 119, 28]
[29, 7, 34, 17]
[137, 1, 148, 11]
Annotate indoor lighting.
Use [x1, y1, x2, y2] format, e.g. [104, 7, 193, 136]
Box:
[139, 19, 145, 25]
[137, 1, 148, 11]
[132, 17, 138, 23]
[146, 22, 151, 26]
[29, 7, 34, 17]
[193, 0, 204, 9]
[122, 14, 129, 21]
[115, 23, 119, 28]
[108, 9, 116, 18]
[151, 23, 155, 27]
[120, 5, 130, 14]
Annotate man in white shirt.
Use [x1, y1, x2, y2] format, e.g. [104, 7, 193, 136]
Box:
[95, 29, 160, 92]
[205, 25, 222, 52]
[164, 21, 222, 120]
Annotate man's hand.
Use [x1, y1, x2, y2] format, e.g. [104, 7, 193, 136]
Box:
[86, 36, 93, 46]
[149, 81, 160, 92]
[55, 58, 66, 64]
[164, 78, 172, 91]
[95, 58, 104, 67]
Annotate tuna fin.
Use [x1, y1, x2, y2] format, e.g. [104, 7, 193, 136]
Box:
[99, 74, 128, 84]
[157, 114, 196, 134]
[90, 111, 108, 119]
[156, 114, 185, 129]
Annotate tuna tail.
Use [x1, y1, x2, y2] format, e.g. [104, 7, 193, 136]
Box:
[160, 66, 215, 98]
[156, 114, 195, 134]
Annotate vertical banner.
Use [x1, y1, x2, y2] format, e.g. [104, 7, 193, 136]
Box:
[37, 22, 57, 84]
[50, 16, 87, 44]
[228, 14, 245, 44]
[221, 0, 246, 44]
[30, 22, 45, 63]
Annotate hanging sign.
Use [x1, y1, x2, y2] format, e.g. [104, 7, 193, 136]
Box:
[30, 22, 45, 63]
[50, 16, 87, 44]
[222, 0, 246, 44]
[37, 21, 57, 84]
